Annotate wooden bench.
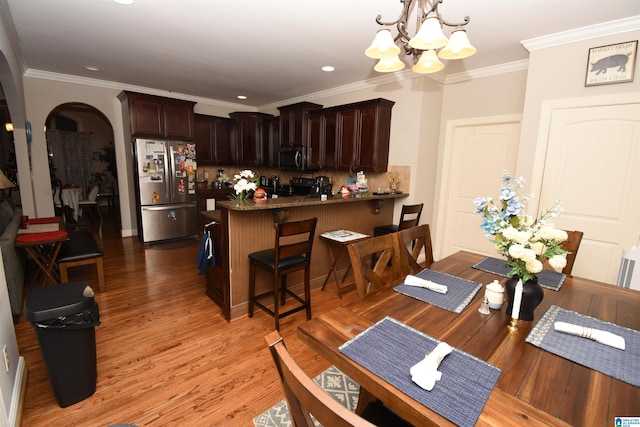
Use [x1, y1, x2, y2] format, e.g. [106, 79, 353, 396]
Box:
[56, 230, 105, 292]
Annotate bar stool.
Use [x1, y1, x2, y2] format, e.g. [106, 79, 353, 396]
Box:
[373, 203, 424, 236]
[248, 217, 318, 330]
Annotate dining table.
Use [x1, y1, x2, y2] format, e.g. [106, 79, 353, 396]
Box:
[298, 250, 640, 427]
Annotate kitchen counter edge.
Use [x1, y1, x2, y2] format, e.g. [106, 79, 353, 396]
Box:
[214, 193, 408, 211]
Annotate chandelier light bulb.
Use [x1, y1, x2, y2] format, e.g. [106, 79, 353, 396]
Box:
[438, 27, 476, 60]
[408, 13, 448, 51]
[365, 28, 401, 59]
[412, 50, 444, 73]
[374, 55, 405, 72]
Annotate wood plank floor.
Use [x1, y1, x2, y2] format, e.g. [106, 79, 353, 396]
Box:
[14, 213, 360, 426]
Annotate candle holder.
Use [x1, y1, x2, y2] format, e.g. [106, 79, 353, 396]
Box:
[507, 317, 519, 332]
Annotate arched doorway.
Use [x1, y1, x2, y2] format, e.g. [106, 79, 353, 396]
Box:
[45, 103, 120, 233]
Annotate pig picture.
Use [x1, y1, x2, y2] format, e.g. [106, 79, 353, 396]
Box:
[590, 53, 631, 75]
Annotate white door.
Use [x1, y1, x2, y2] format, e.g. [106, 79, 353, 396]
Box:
[436, 116, 521, 258]
[538, 103, 640, 284]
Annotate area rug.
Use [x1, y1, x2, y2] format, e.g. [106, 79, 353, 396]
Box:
[253, 365, 359, 427]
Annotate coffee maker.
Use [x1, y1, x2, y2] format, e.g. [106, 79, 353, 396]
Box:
[310, 176, 332, 198]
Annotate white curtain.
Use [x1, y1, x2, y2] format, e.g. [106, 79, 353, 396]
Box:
[47, 129, 92, 197]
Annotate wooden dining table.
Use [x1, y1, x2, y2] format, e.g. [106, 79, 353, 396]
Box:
[298, 250, 640, 427]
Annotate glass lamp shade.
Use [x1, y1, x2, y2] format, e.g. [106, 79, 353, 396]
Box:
[438, 27, 476, 59]
[365, 29, 401, 59]
[412, 50, 444, 73]
[374, 55, 406, 72]
[408, 13, 448, 50]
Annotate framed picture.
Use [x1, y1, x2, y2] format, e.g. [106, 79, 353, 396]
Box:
[585, 40, 637, 86]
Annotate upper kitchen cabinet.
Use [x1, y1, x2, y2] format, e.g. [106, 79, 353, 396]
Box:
[277, 102, 323, 148]
[306, 109, 337, 170]
[194, 114, 238, 165]
[119, 91, 195, 140]
[335, 98, 394, 172]
[262, 116, 280, 167]
[229, 112, 274, 167]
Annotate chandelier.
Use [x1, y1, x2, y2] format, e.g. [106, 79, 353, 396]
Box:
[365, 0, 476, 74]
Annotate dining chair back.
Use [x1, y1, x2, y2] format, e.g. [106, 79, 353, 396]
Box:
[249, 217, 317, 330]
[373, 203, 424, 236]
[396, 224, 435, 275]
[348, 233, 403, 297]
[560, 230, 583, 275]
[265, 331, 411, 427]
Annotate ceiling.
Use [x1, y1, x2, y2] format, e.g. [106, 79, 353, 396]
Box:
[3, 0, 639, 108]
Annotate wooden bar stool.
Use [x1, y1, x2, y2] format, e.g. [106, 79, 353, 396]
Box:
[248, 217, 317, 330]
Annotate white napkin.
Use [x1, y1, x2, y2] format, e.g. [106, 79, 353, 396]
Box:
[554, 321, 626, 350]
[410, 342, 453, 391]
[404, 275, 448, 294]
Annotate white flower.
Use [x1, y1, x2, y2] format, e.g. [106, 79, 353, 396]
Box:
[508, 244, 526, 260]
[530, 242, 545, 256]
[520, 248, 537, 262]
[525, 259, 543, 274]
[548, 255, 567, 271]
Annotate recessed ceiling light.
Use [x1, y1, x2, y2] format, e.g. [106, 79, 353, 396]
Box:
[85, 65, 100, 72]
[237, 95, 247, 100]
[322, 66, 335, 72]
[113, 0, 134, 4]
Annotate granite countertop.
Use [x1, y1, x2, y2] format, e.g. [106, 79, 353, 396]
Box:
[216, 192, 408, 211]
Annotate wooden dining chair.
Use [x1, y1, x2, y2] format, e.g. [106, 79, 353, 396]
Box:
[396, 224, 435, 275]
[265, 331, 412, 427]
[347, 233, 403, 297]
[560, 230, 584, 275]
[248, 217, 317, 330]
[373, 203, 424, 236]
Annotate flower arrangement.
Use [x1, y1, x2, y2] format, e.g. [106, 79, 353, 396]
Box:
[230, 169, 258, 201]
[474, 172, 569, 282]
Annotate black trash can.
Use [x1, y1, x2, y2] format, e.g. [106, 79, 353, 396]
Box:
[24, 282, 100, 407]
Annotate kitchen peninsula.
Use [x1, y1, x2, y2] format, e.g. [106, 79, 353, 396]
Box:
[202, 192, 407, 320]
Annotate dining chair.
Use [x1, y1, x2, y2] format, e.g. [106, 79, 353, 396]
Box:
[51, 178, 64, 219]
[249, 217, 317, 330]
[396, 224, 435, 275]
[347, 233, 403, 297]
[373, 203, 424, 236]
[78, 184, 103, 239]
[560, 230, 583, 275]
[265, 331, 412, 427]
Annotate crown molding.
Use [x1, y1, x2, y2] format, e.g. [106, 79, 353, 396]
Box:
[522, 15, 640, 52]
[23, 68, 254, 111]
[446, 60, 529, 84]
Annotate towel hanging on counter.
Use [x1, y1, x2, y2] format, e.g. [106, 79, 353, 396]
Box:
[196, 230, 215, 274]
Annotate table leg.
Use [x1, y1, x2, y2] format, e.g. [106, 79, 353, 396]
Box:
[24, 242, 63, 286]
[321, 244, 345, 298]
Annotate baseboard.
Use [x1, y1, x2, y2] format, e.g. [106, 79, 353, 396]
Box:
[8, 356, 26, 427]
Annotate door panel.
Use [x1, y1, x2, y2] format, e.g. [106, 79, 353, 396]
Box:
[439, 119, 521, 258]
[538, 103, 640, 284]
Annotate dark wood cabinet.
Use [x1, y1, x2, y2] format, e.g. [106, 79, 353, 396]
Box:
[306, 109, 337, 170]
[334, 98, 394, 172]
[197, 187, 234, 231]
[229, 112, 273, 167]
[278, 102, 323, 147]
[194, 114, 237, 165]
[262, 116, 280, 167]
[119, 91, 195, 139]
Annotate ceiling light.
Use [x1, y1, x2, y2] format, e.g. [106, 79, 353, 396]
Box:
[365, 0, 475, 74]
[321, 66, 335, 72]
[85, 65, 100, 71]
[113, 0, 134, 4]
[237, 95, 247, 100]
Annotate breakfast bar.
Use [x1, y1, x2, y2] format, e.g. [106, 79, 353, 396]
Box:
[202, 192, 407, 320]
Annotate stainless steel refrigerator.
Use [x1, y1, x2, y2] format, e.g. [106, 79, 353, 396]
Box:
[133, 138, 198, 243]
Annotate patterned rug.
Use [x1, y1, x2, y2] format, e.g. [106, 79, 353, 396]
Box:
[253, 365, 360, 427]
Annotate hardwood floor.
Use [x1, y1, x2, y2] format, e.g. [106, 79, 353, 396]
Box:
[14, 212, 359, 426]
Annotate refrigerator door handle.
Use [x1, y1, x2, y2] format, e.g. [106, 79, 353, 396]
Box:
[167, 144, 174, 200]
[142, 203, 196, 211]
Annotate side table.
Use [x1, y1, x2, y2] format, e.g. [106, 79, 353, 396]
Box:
[319, 231, 370, 298]
[15, 220, 69, 286]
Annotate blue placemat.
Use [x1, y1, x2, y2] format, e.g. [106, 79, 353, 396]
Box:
[472, 256, 566, 291]
[340, 317, 501, 427]
[394, 268, 482, 313]
[526, 305, 640, 387]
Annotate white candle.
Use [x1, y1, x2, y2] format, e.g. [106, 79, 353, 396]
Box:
[511, 279, 523, 320]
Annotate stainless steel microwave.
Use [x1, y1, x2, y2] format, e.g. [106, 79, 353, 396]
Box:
[279, 146, 313, 171]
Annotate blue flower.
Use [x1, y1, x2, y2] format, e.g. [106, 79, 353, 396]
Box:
[505, 196, 522, 215]
[499, 183, 516, 201]
[473, 197, 488, 213]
